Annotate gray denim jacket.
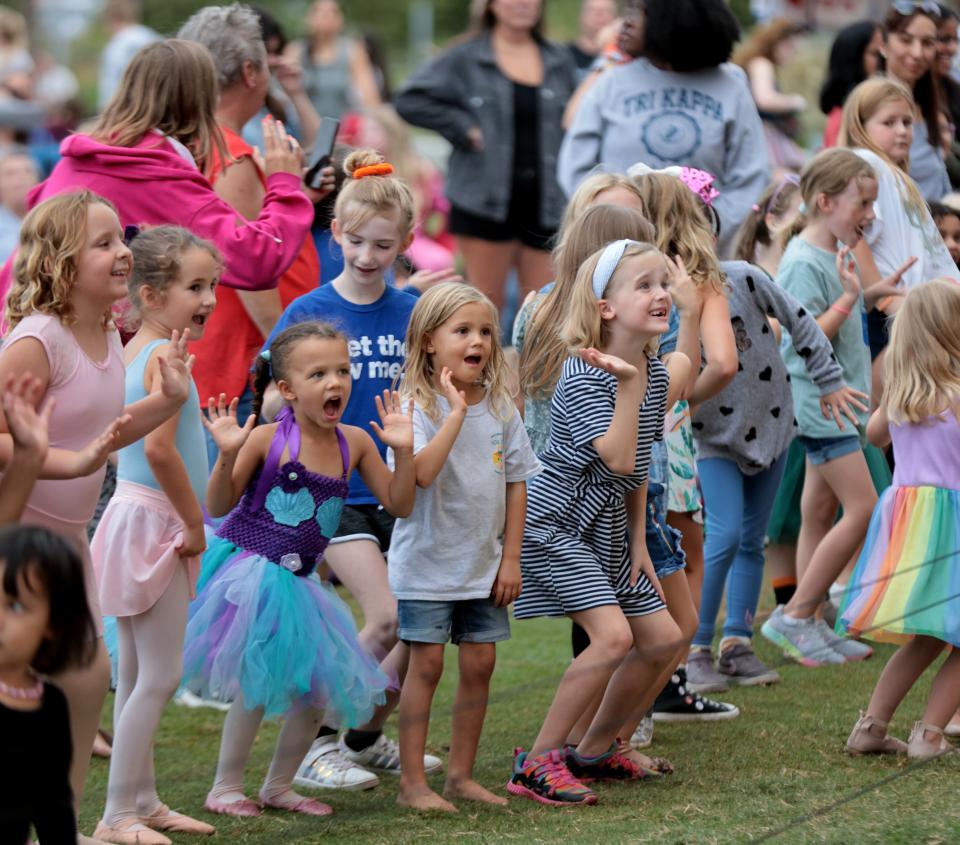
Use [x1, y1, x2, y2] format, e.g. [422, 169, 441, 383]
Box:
[394, 33, 577, 230]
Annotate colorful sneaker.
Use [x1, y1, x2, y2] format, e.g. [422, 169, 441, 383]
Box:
[339, 733, 443, 775]
[506, 748, 598, 806]
[564, 741, 646, 782]
[652, 669, 740, 722]
[630, 713, 654, 749]
[816, 619, 873, 662]
[685, 648, 730, 693]
[294, 736, 380, 791]
[760, 605, 845, 667]
[717, 642, 781, 686]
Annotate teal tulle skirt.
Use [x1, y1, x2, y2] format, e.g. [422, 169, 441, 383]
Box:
[182, 536, 388, 721]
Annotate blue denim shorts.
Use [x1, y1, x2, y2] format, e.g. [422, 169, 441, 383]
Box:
[646, 481, 686, 578]
[397, 597, 510, 645]
[797, 434, 860, 466]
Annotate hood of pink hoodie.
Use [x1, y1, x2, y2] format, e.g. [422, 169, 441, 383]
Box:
[27, 133, 212, 212]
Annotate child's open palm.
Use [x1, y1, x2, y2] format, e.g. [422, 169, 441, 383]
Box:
[370, 390, 414, 451]
[836, 247, 863, 299]
[580, 348, 639, 381]
[438, 367, 468, 415]
[2, 372, 52, 464]
[158, 329, 196, 404]
[203, 394, 255, 456]
[666, 255, 699, 317]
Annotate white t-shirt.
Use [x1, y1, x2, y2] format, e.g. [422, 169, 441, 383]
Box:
[388, 394, 540, 601]
[854, 148, 960, 289]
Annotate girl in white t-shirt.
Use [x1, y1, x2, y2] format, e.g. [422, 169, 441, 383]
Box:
[389, 282, 540, 813]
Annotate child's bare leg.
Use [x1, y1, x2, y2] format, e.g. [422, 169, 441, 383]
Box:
[920, 645, 960, 728]
[793, 465, 835, 590]
[530, 605, 633, 757]
[397, 642, 455, 812]
[786, 452, 876, 620]
[668, 511, 704, 609]
[53, 638, 111, 811]
[444, 643, 505, 805]
[577, 609, 683, 757]
[866, 636, 945, 723]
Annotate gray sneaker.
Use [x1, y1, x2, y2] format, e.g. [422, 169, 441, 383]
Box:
[630, 713, 654, 749]
[815, 619, 873, 662]
[685, 649, 730, 693]
[760, 605, 845, 667]
[717, 642, 781, 686]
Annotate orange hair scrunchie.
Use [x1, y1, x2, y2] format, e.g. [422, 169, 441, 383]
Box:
[352, 163, 394, 179]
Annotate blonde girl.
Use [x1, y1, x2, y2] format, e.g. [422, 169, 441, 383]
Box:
[0, 190, 193, 838]
[839, 279, 960, 760]
[390, 282, 539, 812]
[760, 149, 907, 667]
[510, 241, 690, 806]
[263, 150, 442, 790]
[91, 228, 221, 843]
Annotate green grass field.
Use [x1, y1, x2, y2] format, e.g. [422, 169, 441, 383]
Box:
[80, 604, 960, 845]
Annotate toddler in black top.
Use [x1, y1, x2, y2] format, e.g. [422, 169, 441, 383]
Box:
[0, 525, 97, 844]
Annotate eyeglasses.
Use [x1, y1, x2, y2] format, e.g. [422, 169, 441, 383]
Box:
[892, 0, 942, 18]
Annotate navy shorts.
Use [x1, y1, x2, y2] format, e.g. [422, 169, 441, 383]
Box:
[398, 597, 510, 645]
[329, 504, 395, 552]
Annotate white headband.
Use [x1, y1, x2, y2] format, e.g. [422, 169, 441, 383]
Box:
[592, 239, 639, 299]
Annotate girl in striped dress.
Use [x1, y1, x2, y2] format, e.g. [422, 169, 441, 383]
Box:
[508, 240, 691, 806]
[839, 279, 960, 761]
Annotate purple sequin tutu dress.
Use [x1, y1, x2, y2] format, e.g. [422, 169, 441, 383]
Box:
[182, 408, 387, 720]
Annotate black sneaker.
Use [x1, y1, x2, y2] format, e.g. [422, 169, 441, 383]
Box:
[651, 668, 740, 722]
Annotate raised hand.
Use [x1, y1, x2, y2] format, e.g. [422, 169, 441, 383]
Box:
[2, 372, 53, 466]
[71, 413, 132, 477]
[370, 390, 414, 451]
[438, 367, 468, 415]
[867, 256, 918, 308]
[404, 268, 465, 294]
[666, 255, 699, 317]
[262, 116, 303, 177]
[836, 247, 863, 299]
[157, 328, 195, 405]
[820, 385, 870, 431]
[579, 347, 639, 381]
[203, 394, 255, 456]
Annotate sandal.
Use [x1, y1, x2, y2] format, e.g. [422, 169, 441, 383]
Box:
[907, 721, 959, 761]
[845, 711, 907, 756]
[140, 803, 215, 835]
[203, 794, 262, 818]
[93, 819, 171, 845]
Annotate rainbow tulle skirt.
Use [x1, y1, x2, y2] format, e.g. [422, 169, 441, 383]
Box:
[838, 485, 960, 647]
[182, 536, 388, 720]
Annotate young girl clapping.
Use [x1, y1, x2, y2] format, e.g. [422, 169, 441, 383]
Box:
[92, 227, 221, 843]
[391, 282, 540, 812]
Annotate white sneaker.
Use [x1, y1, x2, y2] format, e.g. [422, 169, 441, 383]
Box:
[173, 689, 232, 712]
[293, 736, 380, 791]
[339, 733, 443, 774]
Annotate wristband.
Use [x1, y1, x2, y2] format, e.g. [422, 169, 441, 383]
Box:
[831, 303, 851, 317]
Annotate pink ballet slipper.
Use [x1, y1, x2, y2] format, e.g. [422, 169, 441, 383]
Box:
[260, 793, 333, 816]
[140, 803, 216, 835]
[203, 795, 262, 818]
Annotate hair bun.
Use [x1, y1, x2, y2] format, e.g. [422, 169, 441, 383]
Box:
[343, 148, 387, 178]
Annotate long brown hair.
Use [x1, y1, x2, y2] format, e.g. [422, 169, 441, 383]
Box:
[733, 17, 804, 67]
[91, 40, 228, 172]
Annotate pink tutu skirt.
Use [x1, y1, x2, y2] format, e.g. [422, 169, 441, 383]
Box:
[92, 480, 201, 617]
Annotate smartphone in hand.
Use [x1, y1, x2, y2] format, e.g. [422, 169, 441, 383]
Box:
[305, 117, 340, 190]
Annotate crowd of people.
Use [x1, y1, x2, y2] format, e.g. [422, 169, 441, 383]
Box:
[1, 0, 960, 842]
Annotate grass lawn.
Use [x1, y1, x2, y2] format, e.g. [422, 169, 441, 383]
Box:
[80, 603, 960, 845]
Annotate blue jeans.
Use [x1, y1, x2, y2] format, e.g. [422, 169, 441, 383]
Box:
[693, 452, 787, 647]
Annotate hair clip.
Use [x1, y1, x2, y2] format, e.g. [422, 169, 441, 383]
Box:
[260, 349, 271, 361]
[353, 163, 394, 179]
[752, 203, 761, 213]
[798, 201, 808, 214]
[678, 167, 720, 207]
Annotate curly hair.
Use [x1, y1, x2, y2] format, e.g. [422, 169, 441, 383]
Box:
[5, 191, 117, 331]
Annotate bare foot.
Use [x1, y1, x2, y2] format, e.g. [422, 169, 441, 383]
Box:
[444, 778, 508, 805]
[397, 784, 458, 813]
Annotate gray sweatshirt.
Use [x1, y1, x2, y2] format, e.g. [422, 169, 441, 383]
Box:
[692, 261, 845, 474]
[557, 58, 770, 255]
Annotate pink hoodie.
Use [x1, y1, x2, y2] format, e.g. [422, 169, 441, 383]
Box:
[0, 133, 314, 302]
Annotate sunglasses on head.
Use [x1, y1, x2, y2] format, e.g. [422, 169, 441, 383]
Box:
[892, 0, 942, 18]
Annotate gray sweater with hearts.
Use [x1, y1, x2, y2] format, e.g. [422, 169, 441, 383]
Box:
[691, 261, 845, 474]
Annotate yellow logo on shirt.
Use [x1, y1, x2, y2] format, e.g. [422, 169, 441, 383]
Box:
[491, 433, 504, 475]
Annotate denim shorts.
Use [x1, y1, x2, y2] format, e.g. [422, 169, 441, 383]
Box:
[797, 434, 860, 466]
[397, 597, 510, 645]
[646, 481, 686, 578]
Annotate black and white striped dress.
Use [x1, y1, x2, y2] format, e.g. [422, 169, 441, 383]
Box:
[515, 354, 669, 620]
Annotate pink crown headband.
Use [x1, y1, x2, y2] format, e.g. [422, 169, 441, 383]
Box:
[627, 162, 720, 207]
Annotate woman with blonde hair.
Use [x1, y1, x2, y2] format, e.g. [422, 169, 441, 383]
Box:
[1, 39, 313, 304]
